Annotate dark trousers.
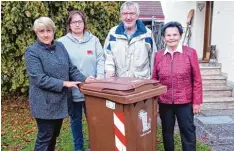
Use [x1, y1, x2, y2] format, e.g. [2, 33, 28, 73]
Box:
[159, 103, 196, 151]
[34, 118, 63, 151]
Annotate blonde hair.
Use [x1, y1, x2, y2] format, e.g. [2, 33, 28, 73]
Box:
[33, 17, 56, 32]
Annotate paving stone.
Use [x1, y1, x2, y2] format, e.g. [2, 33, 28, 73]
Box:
[212, 144, 234, 151]
[222, 124, 234, 135]
[195, 116, 234, 146]
[158, 108, 234, 150]
[196, 116, 234, 124]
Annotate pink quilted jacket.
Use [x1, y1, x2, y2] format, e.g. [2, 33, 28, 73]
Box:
[152, 46, 203, 104]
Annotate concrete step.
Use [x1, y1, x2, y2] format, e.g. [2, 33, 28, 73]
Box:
[203, 85, 232, 97]
[203, 91, 232, 97]
[203, 86, 233, 97]
[202, 97, 234, 110]
[202, 75, 227, 85]
[203, 85, 233, 91]
[199, 109, 234, 116]
[199, 62, 221, 67]
[200, 63, 221, 75]
[203, 82, 226, 86]
[200, 67, 221, 76]
[202, 75, 227, 80]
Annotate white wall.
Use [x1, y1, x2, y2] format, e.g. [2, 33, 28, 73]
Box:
[211, 2, 234, 82]
[161, 1, 206, 59]
[161, 1, 234, 83]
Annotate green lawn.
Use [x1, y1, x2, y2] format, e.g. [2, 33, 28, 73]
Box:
[2, 97, 211, 151]
[57, 118, 211, 151]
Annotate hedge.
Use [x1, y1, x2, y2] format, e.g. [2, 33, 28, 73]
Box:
[1, 1, 123, 95]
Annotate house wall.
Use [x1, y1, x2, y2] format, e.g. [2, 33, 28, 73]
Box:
[211, 2, 234, 82]
[161, 1, 206, 59]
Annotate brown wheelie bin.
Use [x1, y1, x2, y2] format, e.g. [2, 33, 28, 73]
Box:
[80, 77, 167, 151]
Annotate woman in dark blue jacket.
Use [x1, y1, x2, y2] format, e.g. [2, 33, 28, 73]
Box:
[24, 16, 94, 151]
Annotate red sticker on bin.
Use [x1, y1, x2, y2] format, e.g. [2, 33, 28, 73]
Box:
[87, 50, 93, 55]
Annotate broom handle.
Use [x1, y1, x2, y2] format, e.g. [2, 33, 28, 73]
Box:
[186, 9, 195, 25]
[183, 9, 195, 44]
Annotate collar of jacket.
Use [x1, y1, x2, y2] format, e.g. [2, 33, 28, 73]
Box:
[66, 31, 92, 44]
[115, 19, 147, 39]
[164, 43, 183, 55]
[36, 38, 56, 51]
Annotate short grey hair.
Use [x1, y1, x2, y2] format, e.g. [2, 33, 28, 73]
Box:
[120, 1, 140, 16]
[33, 17, 56, 32]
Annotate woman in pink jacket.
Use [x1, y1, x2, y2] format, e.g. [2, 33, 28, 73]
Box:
[152, 21, 202, 151]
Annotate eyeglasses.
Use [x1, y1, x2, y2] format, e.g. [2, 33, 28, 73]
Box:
[121, 12, 136, 17]
[70, 20, 84, 25]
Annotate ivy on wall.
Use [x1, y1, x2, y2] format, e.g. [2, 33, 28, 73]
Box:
[1, 1, 123, 95]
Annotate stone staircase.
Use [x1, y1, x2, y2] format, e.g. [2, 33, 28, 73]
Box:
[200, 63, 234, 110]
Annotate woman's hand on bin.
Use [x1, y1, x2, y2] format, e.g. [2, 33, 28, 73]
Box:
[63, 81, 81, 89]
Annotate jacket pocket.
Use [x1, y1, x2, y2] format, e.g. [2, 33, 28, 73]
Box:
[46, 91, 65, 104]
[133, 48, 149, 69]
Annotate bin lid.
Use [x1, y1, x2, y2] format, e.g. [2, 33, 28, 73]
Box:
[80, 77, 160, 96]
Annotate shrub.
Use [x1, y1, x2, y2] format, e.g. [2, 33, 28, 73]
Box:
[1, 1, 123, 95]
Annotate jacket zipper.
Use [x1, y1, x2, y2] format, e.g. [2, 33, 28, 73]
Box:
[126, 42, 130, 76]
[171, 53, 174, 104]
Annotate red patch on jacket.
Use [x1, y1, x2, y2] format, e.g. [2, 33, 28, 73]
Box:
[87, 50, 93, 55]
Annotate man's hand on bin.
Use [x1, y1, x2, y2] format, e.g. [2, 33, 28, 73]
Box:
[85, 76, 96, 82]
[96, 75, 105, 80]
[106, 71, 115, 79]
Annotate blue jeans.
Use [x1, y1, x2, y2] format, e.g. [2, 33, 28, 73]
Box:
[159, 103, 196, 151]
[70, 101, 87, 151]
